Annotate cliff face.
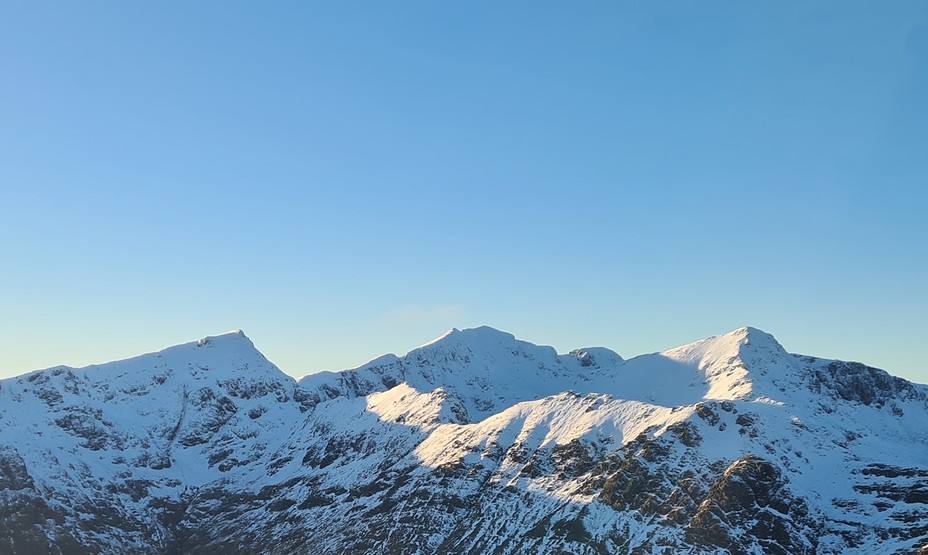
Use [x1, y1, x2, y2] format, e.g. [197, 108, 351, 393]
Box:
[1, 327, 926, 554]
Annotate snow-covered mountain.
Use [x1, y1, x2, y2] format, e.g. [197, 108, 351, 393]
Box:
[1, 326, 926, 554]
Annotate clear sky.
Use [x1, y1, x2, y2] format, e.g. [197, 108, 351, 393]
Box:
[1, 2, 926, 384]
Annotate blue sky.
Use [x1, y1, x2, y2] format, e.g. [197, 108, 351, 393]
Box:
[1, 2, 926, 383]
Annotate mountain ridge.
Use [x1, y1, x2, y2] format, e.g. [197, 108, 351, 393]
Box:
[1, 325, 926, 554]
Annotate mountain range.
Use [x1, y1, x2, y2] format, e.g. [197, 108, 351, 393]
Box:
[1, 326, 926, 554]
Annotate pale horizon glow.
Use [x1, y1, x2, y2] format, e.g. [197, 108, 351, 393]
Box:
[1, 2, 926, 384]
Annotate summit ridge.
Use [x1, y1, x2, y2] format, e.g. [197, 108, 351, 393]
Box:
[1, 325, 926, 554]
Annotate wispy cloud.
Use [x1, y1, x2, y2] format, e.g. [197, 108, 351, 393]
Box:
[377, 305, 465, 328]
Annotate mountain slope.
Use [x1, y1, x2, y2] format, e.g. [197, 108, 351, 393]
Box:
[1, 326, 926, 554]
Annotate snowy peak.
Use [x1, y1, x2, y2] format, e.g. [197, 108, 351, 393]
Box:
[299, 325, 623, 422]
[661, 326, 787, 365]
[297, 325, 807, 420]
[382, 326, 571, 419]
[91, 328, 290, 384]
[3, 325, 928, 554]
[410, 326, 625, 379]
[408, 326, 524, 357]
[7, 329, 286, 397]
[655, 326, 793, 401]
[724, 326, 791, 365]
[195, 328, 251, 347]
[0, 329, 305, 512]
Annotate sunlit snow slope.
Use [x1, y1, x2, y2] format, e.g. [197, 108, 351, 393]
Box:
[1, 326, 926, 554]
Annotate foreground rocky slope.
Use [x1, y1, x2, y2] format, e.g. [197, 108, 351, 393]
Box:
[1, 326, 926, 554]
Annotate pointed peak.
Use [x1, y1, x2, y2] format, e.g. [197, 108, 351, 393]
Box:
[722, 326, 785, 352]
[663, 326, 787, 364]
[196, 329, 252, 347]
[156, 329, 265, 362]
[458, 326, 517, 341]
[4, 328, 288, 387]
[728, 325, 772, 338]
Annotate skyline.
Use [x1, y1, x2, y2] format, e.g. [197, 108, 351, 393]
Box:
[1, 2, 926, 383]
[0, 322, 923, 384]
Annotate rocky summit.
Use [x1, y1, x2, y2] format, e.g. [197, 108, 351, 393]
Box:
[1, 326, 927, 554]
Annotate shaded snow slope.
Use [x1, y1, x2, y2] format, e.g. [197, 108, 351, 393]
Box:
[1, 326, 927, 555]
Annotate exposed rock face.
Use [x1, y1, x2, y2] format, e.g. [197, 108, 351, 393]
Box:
[686, 456, 816, 555]
[810, 361, 925, 407]
[0, 446, 84, 554]
[1, 326, 927, 554]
